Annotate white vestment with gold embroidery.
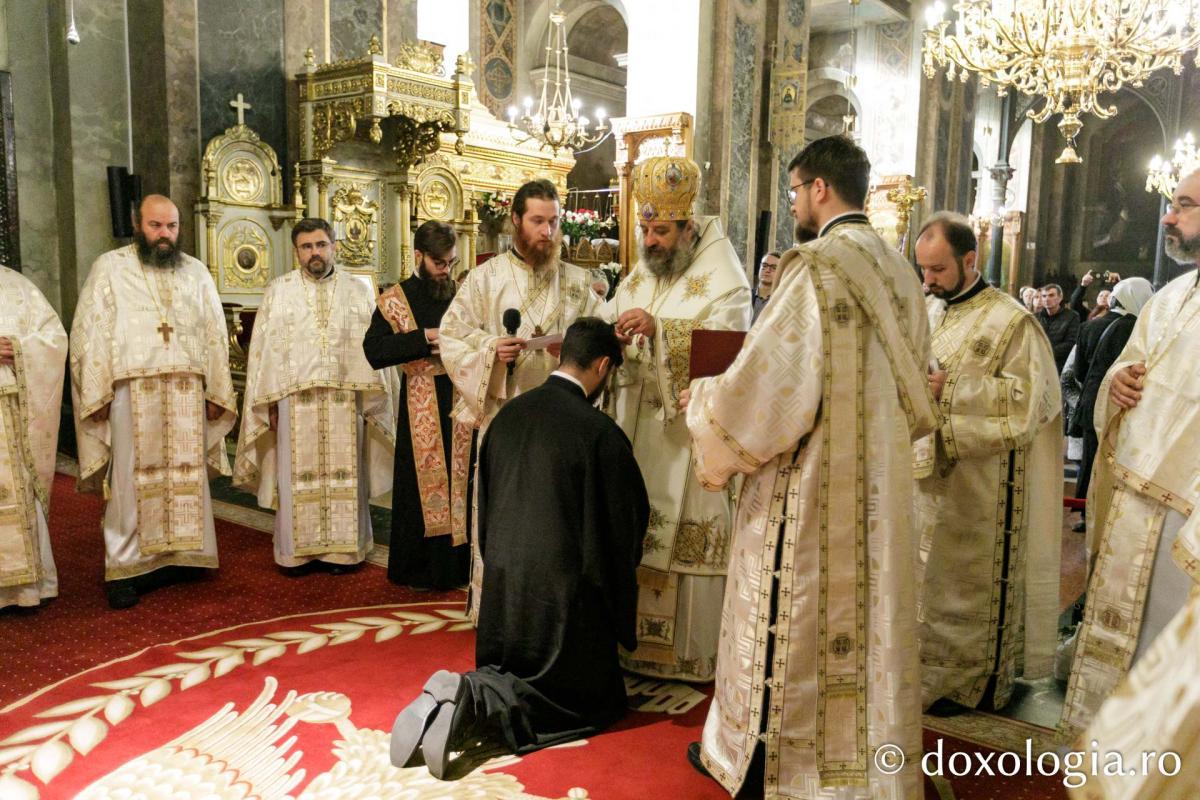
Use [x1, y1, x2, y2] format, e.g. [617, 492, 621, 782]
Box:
[686, 221, 938, 797]
[605, 216, 751, 681]
[0, 266, 67, 608]
[1061, 268, 1200, 739]
[438, 252, 603, 613]
[70, 245, 236, 580]
[915, 286, 1062, 710]
[233, 268, 396, 567]
[1073, 513, 1200, 800]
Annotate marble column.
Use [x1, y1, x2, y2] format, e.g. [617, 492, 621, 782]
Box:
[915, 72, 978, 215]
[4, 3, 65, 311]
[698, 0, 769, 264]
[127, 0, 202, 256]
[284, 0, 329, 195]
[330, 0, 383, 62]
[387, 0, 419, 52]
[64, 0, 133, 305]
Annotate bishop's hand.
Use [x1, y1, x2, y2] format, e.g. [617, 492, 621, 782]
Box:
[0, 337, 13, 366]
[90, 403, 111, 422]
[205, 401, 224, 422]
[616, 308, 656, 339]
[678, 387, 691, 411]
[268, 403, 279, 432]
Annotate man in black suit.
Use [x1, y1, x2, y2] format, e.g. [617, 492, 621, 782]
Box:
[390, 317, 649, 780]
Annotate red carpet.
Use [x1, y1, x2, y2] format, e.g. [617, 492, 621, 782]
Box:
[0, 474, 453, 707]
[0, 474, 1071, 798]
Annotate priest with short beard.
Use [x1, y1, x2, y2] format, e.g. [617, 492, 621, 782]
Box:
[234, 218, 396, 577]
[70, 194, 237, 609]
[363, 220, 472, 590]
[604, 155, 752, 683]
[438, 179, 603, 615]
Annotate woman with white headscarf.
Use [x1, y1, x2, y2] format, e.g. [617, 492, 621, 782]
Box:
[1072, 276, 1155, 510]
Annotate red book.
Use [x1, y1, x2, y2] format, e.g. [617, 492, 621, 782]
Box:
[689, 329, 748, 380]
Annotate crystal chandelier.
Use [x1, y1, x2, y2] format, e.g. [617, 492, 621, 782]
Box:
[922, 0, 1200, 165]
[507, 2, 610, 156]
[1147, 131, 1198, 198]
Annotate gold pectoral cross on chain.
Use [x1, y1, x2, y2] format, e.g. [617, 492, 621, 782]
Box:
[157, 320, 174, 344]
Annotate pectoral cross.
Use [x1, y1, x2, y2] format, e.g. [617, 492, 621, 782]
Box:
[230, 93, 252, 126]
[157, 321, 174, 344]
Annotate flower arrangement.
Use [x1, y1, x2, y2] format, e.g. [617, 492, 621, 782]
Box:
[561, 209, 618, 243]
[475, 192, 511, 234]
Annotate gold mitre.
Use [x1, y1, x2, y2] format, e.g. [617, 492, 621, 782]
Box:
[632, 156, 700, 222]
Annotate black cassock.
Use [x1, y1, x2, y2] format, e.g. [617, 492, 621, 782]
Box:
[363, 275, 471, 590]
[465, 374, 648, 753]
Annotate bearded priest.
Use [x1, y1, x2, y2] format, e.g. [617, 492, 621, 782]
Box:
[605, 155, 751, 682]
[70, 194, 237, 609]
[439, 178, 603, 615]
[234, 218, 396, 575]
[1060, 165, 1200, 740]
[913, 212, 1062, 714]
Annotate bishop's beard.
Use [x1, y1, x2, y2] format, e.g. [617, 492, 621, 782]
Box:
[417, 263, 457, 300]
[641, 235, 697, 279]
[135, 229, 182, 268]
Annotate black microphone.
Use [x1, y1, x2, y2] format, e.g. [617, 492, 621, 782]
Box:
[502, 308, 521, 376]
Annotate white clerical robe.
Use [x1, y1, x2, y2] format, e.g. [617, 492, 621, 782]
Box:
[1071, 515, 1200, 800]
[916, 285, 1062, 710]
[70, 245, 236, 581]
[687, 219, 938, 797]
[0, 266, 67, 609]
[233, 268, 396, 567]
[605, 216, 751, 682]
[439, 252, 603, 612]
[1060, 268, 1200, 740]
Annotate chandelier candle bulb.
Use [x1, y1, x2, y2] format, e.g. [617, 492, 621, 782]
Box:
[922, 0, 1200, 165]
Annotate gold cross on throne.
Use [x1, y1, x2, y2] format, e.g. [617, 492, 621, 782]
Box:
[157, 321, 174, 344]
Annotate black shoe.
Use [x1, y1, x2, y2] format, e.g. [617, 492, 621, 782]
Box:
[1072, 520, 1086, 533]
[324, 562, 360, 576]
[106, 579, 139, 610]
[280, 563, 315, 578]
[423, 674, 475, 780]
[687, 742, 714, 779]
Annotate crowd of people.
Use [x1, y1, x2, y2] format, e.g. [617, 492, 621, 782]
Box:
[2, 134, 1198, 797]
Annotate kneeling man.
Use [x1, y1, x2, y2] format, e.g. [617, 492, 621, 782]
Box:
[390, 317, 648, 779]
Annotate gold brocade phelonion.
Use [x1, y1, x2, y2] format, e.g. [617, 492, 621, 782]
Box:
[301, 269, 338, 356]
[137, 261, 177, 346]
[505, 253, 562, 337]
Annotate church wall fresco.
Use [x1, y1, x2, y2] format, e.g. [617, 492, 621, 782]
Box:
[331, 0, 385, 62]
[198, 0, 289, 194]
[478, 0, 517, 120]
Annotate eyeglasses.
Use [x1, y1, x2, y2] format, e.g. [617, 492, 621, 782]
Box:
[428, 256, 460, 270]
[1167, 199, 1199, 215]
[787, 179, 815, 203]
